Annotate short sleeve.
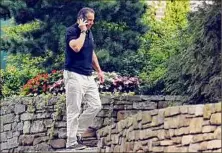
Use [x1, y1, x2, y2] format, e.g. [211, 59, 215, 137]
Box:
[66, 27, 79, 44]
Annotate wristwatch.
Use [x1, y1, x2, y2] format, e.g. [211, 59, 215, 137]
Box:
[81, 30, 87, 34]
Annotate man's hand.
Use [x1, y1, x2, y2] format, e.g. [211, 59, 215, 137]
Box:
[97, 71, 105, 84]
[77, 18, 87, 32]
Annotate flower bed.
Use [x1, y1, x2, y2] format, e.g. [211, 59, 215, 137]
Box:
[21, 70, 140, 96]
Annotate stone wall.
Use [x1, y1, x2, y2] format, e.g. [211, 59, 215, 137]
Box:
[0, 94, 184, 152]
[97, 102, 222, 152]
[96, 95, 184, 128]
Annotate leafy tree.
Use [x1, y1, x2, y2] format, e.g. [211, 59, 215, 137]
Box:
[139, 0, 189, 94]
[164, 1, 221, 103]
[1, 53, 45, 98]
[1, 0, 147, 75]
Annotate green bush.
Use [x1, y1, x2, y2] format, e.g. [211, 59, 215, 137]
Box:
[1, 53, 45, 98]
[139, 0, 189, 94]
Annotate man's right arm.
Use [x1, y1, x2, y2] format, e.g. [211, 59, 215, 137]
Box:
[69, 18, 87, 53]
[69, 32, 86, 52]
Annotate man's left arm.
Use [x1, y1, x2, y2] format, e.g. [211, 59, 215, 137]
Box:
[92, 51, 104, 83]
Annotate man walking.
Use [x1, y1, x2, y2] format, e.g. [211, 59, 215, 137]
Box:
[63, 7, 104, 150]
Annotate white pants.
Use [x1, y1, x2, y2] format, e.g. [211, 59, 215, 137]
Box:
[63, 70, 102, 147]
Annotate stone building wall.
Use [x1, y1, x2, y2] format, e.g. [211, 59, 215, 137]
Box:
[0, 94, 184, 152]
[97, 102, 221, 152]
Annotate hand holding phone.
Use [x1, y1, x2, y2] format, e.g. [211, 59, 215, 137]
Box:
[77, 15, 88, 32]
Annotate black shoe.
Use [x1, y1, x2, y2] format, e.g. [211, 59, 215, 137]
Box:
[66, 143, 87, 150]
[77, 135, 84, 144]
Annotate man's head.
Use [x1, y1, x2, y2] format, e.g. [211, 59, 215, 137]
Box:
[77, 7, 95, 30]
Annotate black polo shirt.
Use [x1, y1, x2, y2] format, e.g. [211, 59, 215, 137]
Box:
[64, 23, 94, 76]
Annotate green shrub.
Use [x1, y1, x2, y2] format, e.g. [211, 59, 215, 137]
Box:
[1, 53, 44, 98]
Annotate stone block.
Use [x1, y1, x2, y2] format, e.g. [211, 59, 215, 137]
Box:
[111, 134, 119, 145]
[178, 115, 191, 127]
[188, 143, 200, 152]
[164, 106, 180, 117]
[23, 121, 31, 134]
[35, 113, 51, 119]
[152, 146, 164, 152]
[199, 141, 208, 151]
[195, 105, 204, 116]
[34, 143, 51, 151]
[214, 126, 221, 139]
[168, 129, 175, 138]
[113, 145, 120, 152]
[55, 121, 66, 128]
[133, 101, 157, 110]
[16, 122, 23, 131]
[117, 111, 126, 121]
[44, 119, 53, 128]
[1, 132, 7, 142]
[141, 95, 165, 101]
[165, 146, 179, 152]
[207, 140, 221, 149]
[5, 131, 12, 139]
[178, 147, 188, 152]
[136, 111, 143, 121]
[97, 110, 112, 117]
[210, 113, 221, 125]
[192, 133, 215, 143]
[180, 105, 189, 114]
[92, 117, 104, 129]
[13, 131, 20, 137]
[30, 121, 45, 133]
[189, 117, 203, 134]
[0, 141, 8, 150]
[202, 125, 217, 133]
[151, 109, 164, 127]
[1, 105, 14, 115]
[133, 142, 143, 152]
[58, 128, 67, 139]
[141, 111, 152, 124]
[2, 114, 14, 124]
[20, 113, 34, 121]
[135, 130, 140, 141]
[164, 116, 180, 129]
[50, 139, 66, 149]
[150, 109, 158, 116]
[128, 131, 135, 141]
[160, 140, 173, 146]
[214, 102, 221, 112]
[202, 133, 215, 141]
[171, 137, 182, 144]
[157, 129, 165, 140]
[182, 135, 193, 145]
[7, 136, 19, 149]
[14, 104, 26, 114]
[188, 105, 196, 114]
[132, 117, 139, 130]
[157, 101, 168, 109]
[15, 146, 35, 152]
[19, 135, 35, 145]
[174, 127, 189, 136]
[203, 104, 215, 119]
[3, 123, 11, 131]
[125, 95, 142, 102]
[33, 136, 49, 145]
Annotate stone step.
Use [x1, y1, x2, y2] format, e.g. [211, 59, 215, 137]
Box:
[56, 147, 98, 152]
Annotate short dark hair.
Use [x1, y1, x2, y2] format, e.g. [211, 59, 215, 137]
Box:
[77, 7, 95, 19]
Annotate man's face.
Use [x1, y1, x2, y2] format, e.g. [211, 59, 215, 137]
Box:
[85, 12, 95, 30]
